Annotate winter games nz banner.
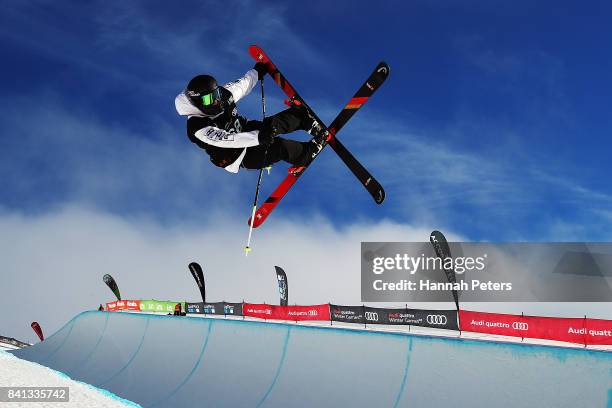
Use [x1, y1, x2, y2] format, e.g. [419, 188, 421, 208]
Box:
[329, 305, 366, 324]
[329, 305, 458, 330]
[363, 306, 458, 330]
[361, 242, 612, 302]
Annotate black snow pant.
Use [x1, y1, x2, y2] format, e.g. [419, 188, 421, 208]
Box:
[241, 108, 317, 169]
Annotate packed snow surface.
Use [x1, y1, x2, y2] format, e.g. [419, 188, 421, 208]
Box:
[0, 350, 140, 408]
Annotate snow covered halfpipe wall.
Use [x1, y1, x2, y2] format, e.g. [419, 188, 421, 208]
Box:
[10, 311, 612, 408]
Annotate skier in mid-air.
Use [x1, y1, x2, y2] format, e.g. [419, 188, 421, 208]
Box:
[175, 63, 328, 173]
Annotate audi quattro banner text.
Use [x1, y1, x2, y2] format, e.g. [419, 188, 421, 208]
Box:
[243, 304, 330, 321]
[362, 242, 612, 302]
[185, 302, 243, 316]
[364, 306, 459, 330]
[459, 310, 612, 345]
[584, 318, 612, 345]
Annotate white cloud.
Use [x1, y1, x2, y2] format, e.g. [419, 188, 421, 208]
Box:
[3, 205, 611, 346]
[0, 205, 448, 343]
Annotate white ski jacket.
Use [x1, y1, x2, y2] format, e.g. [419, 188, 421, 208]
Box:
[175, 69, 260, 173]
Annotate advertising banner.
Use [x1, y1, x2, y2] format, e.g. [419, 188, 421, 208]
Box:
[459, 310, 526, 338]
[0, 336, 30, 348]
[103, 274, 121, 301]
[139, 300, 185, 314]
[223, 302, 243, 316]
[522, 315, 586, 344]
[186, 302, 204, 314]
[429, 231, 460, 310]
[243, 303, 330, 321]
[30, 322, 44, 342]
[585, 318, 612, 345]
[186, 302, 243, 316]
[106, 299, 141, 312]
[188, 262, 206, 303]
[330, 305, 365, 324]
[275, 266, 289, 306]
[460, 310, 592, 344]
[363, 306, 458, 330]
[186, 302, 223, 315]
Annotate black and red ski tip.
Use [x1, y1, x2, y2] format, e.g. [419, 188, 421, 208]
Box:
[249, 45, 299, 101]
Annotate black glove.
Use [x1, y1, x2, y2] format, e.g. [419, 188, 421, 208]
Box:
[253, 62, 268, 80]
[258, 122, 277, 147]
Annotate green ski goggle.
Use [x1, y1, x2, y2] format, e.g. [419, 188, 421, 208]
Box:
[201, 88, 221, 106]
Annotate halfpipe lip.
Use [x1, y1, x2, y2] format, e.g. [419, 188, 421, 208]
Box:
[177, 312, 612, 354]
[13, 310, 612, 356]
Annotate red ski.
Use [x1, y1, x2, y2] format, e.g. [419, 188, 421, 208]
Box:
[248, 45, 389, 228]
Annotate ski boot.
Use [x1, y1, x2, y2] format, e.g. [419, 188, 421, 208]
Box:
[285, 97, 331, 157]
[306, 119, 330, 157]
[286, 125, 328, 175]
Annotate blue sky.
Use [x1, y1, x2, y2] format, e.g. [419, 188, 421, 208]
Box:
[2, 0, 612, 240]
[3, 0, 612, 341]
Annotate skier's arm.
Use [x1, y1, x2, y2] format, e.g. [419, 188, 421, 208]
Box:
[193, 125, 260, 148]
[223, 69, 259, 103]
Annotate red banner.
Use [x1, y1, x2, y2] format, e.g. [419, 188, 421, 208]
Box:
[522, 315, 585, 344]
[585, 318, 612, 345]
[459, 310, 528, 338]
[243, 303, 330, 321]
[460, 310, 592, 345]
[106, 300, 141, 312]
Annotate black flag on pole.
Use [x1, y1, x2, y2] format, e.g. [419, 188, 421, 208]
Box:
[275, 266, 289, 306]
[188, 262, 206, 303]
[429, 230, 460, 310]
[103, 274, 121, 301]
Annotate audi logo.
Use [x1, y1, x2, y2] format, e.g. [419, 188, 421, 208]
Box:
[308, 310, 317, 316]
[426, 315, 448, 325]
[365, 312, 379, 321]
[512, 322, 529, 331]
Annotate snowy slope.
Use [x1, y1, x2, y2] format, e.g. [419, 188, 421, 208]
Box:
[0, 351, 140, 407]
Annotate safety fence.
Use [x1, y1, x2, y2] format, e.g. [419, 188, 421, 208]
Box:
[0, 336, 30, 348]
[459, 310, 612, 346]
[106, 300, 612, 347]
